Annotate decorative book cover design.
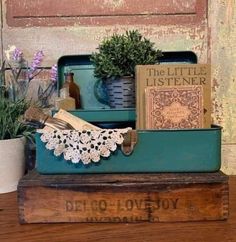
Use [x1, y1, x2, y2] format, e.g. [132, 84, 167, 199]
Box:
[136, 64, 211, 129]
[145, 86, 204, 129]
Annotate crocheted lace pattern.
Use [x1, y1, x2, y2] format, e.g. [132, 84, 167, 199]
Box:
[39, 128, 131, 165]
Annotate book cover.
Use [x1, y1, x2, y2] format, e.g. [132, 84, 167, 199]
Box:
[136, 64, 211, 129]
[145, 85, 204, 129]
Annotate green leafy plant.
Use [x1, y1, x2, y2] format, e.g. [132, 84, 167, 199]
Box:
[90, 30, 163, 79]
[0, 98, 34, 140]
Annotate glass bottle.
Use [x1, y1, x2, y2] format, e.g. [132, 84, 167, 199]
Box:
[54, 87, 76, 111]
[63, 72, 81, 108]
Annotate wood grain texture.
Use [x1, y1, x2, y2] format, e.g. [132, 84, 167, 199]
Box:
[2, 0, 209, 66]
[0, 176, 235, 242]
[6, 0, 206, 27]
[18, 171, 229, 223]
[18, 170, 229, 185]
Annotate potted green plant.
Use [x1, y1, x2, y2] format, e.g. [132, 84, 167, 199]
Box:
[0, 47, 58, 193]
[91, 30, 162, 108]
[0, 97, 33, 193]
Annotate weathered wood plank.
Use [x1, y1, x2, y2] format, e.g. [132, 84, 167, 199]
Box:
[222, 144, 236, 175]
[210, 0, 236, 145]
[6, 0, 207, 27]
[2, 26, 209, 67]
[0, 178, 236, 241]
[6, 0, 199, 16]
[18, 171, 229, 223]
[18, 170, 228, 185]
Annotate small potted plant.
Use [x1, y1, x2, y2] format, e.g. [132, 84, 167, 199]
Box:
[91, 30, 162, 108]
[0, 97, 33, 193]
[0, 54, 33, 194]
[0, 47, 57, 193]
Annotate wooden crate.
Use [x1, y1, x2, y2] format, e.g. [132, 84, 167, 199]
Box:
[18, 170, 229, 223]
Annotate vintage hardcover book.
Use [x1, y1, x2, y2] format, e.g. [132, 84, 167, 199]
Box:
[18, 170, 229, 223]
[145, 85, 204, 129]
[135, 64, 211, 129]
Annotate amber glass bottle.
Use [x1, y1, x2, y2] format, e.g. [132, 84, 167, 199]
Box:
[63, 72, 81, 108]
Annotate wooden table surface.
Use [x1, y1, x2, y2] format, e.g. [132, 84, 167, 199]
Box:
[0, 176, 236, 242]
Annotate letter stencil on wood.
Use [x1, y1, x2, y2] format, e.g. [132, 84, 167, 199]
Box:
[18, 170, 229, 223]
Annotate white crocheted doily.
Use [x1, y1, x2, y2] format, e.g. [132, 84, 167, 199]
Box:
[39, 128, 131, 165]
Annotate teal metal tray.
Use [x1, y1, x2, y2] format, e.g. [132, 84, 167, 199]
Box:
[36, 124, 221, 174]
[57, 51, 197, 111]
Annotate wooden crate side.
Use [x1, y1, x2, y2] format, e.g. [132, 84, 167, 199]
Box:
[18, 182, 229, 223]
[18, 170, 228, 186]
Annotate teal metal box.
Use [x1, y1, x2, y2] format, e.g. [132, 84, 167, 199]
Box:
[36, 124, 221, 174]
[35, 52, 221, 174]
